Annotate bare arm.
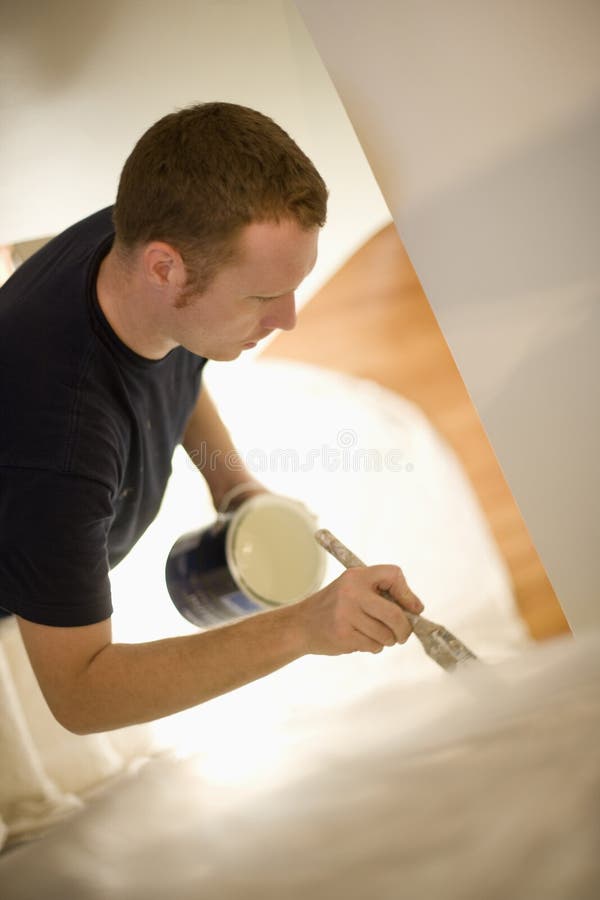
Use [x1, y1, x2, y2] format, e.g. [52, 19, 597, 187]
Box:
[17, 604, 304, 734]
[17, 565, 424, 735]
[182, 387, 265, 509]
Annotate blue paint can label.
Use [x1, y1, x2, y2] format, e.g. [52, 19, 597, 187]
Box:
[165, 495, 325, 628]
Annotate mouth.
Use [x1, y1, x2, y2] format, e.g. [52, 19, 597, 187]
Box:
[243, 331, 272, 348]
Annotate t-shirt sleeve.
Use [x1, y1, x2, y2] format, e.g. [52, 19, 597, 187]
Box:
[0, 467, 114, 626]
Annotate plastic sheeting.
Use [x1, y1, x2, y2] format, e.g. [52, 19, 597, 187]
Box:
[1, 630, 598, 899]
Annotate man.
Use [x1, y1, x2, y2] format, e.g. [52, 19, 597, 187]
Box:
[0, 102, 423, 735]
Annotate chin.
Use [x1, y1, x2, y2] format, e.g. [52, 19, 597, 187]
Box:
[207, 347, 244, 362]
[179, 338, 241, 361]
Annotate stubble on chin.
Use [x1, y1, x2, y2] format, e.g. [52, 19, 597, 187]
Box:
[205, 346, 243, 362]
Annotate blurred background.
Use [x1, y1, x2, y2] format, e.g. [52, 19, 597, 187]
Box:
[0, 0, 389, 305]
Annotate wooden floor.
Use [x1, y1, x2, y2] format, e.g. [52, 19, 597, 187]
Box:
[264, 224, 570, 640]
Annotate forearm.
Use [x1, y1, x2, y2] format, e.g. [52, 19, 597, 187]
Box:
[183, 388, 260, 507]
[67, 605, 305, 734]
[22, 566, 423, 735]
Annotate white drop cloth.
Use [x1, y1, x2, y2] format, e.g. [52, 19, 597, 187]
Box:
[1, 630, 597, 899]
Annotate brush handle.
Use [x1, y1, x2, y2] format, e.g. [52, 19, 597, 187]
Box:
[315, 529, 419, 625]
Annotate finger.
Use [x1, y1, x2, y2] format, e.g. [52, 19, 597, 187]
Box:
[351, 628, 385, 655]
[360, 593, 412, 643]
[354, 610, 398, 648]
[367, 564, 424, 614]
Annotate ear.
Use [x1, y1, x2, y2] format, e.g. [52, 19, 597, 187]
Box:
[141, 242, 186, 290]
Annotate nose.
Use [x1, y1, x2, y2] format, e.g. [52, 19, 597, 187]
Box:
[261, 293, 297, 332]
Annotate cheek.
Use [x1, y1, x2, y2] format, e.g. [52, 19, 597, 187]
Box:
[206, 303, 255, 333]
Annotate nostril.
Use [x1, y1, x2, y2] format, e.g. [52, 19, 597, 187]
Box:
[261, 295, 296, 331]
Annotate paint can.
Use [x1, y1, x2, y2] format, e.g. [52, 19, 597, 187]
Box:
[165, 494, 326, 628]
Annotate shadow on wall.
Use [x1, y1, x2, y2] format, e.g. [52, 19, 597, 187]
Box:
[0, 0, 114, 96]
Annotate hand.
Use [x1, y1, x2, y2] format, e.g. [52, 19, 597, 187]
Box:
[294, 565, 424, 656]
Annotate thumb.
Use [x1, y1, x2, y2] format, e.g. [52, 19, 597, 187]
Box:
[369, 564, 424, 614]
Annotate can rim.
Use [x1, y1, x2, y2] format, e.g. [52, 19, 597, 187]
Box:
[224, 494, 326, 606]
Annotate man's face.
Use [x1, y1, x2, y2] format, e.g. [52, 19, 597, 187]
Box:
[168, 218, 319, 361]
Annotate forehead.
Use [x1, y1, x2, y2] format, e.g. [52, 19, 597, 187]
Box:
[231, 218, 319, 291]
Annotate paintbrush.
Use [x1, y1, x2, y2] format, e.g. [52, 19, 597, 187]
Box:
[315, 528, 478, 673]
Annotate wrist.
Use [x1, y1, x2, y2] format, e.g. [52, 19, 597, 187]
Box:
[269, 600, 311, 660]
[212, 475, 269, 513]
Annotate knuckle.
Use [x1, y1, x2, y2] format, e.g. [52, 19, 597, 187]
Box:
[393, 610, 411, 633]
[379, 604, 402, 630]
[398, 626, 411, 644]
[381, 564, 403, 582]
[381, 627, 396, 646]
[384, 609, 410, 642]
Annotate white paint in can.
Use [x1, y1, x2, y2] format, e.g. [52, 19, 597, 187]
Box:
[226, 495, 326, 607]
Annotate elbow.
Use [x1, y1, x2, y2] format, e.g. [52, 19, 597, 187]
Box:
[55, 712, 104, 736]
[58, 715, 96, 736]
[50, 703, 91, 736]
[44, 648, 115, 735]
[46, 691, 104, 736]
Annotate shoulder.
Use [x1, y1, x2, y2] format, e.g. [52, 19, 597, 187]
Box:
[0, 207, 115, 353]
[0, 208, 125, 481]
[0, 207, 114, 302]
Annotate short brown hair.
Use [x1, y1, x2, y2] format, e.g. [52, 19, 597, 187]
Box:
[113, 102, 328, 293]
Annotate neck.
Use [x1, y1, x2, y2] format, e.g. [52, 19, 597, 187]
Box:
[96, 249, 177, 360]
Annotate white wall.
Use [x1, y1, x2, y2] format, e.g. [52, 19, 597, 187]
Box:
[295, 0, 600, 632]
[0, 0, 389, 308]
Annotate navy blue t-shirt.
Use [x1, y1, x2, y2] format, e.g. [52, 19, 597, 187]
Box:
[0, 208, 207, 626]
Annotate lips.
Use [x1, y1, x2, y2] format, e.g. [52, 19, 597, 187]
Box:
[244, 331, 272, 345]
